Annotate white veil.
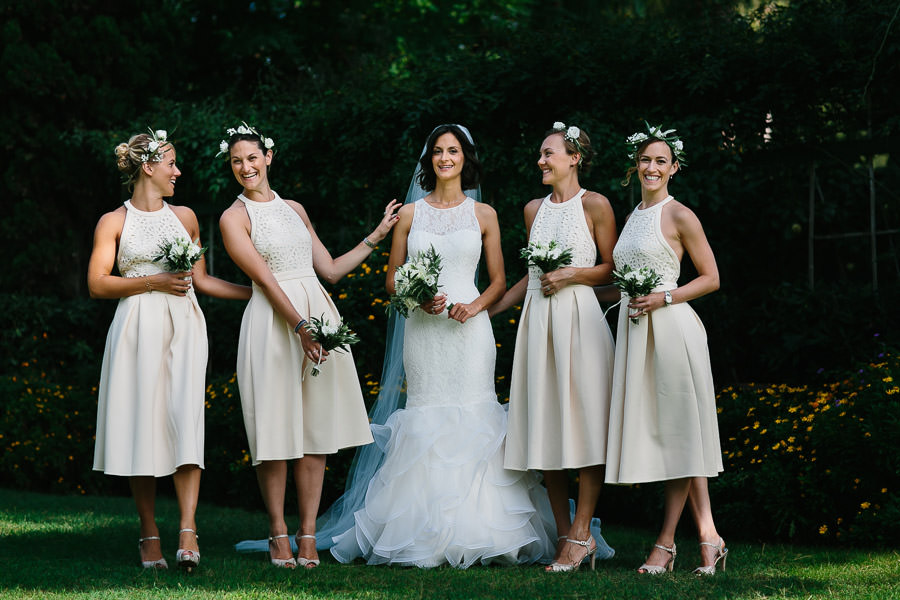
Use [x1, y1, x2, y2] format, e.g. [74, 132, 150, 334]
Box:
[312, 124, 481, 549]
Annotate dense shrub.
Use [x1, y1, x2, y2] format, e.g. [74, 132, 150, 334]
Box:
[712, 343, 900, 544]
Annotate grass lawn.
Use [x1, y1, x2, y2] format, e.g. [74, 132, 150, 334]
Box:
[1, 488, 897, 599]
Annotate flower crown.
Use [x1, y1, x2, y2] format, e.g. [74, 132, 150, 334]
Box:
[216, 121, 275, 157]
[142, 128, 170, 163]
[626, 121, 687, 166]
[552, 121, 585, 165]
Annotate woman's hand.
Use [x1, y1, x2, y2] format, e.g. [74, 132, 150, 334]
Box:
[538, 267, 576, 296]
[448, 302, 480, 324]
[420, 293, 447, 316]
[297, 327, 329, 364]
[155, 271, 194, 296]
[628, 291, 667, 317]
[370, 200, 402, 242]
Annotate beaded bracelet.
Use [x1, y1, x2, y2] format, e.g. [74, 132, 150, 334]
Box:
[145, 279, 152, 293]
[362, 237, 376, 249]
[294, 319, 308, 333]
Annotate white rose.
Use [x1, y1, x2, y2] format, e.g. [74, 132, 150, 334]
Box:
[673, 140, 684, 151]
[566, 126, 580, 140]
[148, 141, 159, 152]
[155, 130, 167, 140]
[264, 137, 274, 149]
[237, 125, 251, 134]
[322, 324, 339, 336]
[219, 140, 229, 154]
[553, 121, 565, 131]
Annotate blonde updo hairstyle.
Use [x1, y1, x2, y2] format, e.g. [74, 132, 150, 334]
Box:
[115, 133, 168, 189]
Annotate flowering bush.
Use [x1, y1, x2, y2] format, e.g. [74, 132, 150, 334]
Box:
[712, 345, 899, 544]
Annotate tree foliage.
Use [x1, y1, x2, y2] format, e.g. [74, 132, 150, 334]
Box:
[2, 0, 899, 382]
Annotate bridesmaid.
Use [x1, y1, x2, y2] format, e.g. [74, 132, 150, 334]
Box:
[88, 129, 250, 570]
[491, 122, 617, 571]
[604, 123, 726, 575]
[217, 122, 399, 568]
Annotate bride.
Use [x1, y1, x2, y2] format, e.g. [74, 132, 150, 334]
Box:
[327, 124, 556, 567]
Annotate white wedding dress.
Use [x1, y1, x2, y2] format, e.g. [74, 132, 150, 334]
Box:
[330, 198, 557, 567]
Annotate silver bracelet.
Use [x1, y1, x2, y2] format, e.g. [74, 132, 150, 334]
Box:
[363, 237, 376, 249]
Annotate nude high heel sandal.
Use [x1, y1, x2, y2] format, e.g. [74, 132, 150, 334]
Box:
[138, 536, 168, 570]
[295, 533, 320, 568]
[545, 535, 597, 572]
[637, 543, 676, 575]
[175, 528, 200, 573]
[693, 538, 728, 576]
[268, 534, 297, 568]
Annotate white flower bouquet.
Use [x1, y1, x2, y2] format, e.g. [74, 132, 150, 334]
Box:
[153, 237, 207, 272]
[387, 245, 447, 318]
[303, 315, 360, 376]
[612, 264, 662, 324]
[520, 240, 573, 274]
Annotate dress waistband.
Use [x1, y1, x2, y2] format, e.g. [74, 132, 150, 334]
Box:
[257, 268, 317, 284]
[527, 280, 593, 291]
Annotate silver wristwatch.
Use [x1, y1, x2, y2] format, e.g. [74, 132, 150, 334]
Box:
[663, 290, 673, 306]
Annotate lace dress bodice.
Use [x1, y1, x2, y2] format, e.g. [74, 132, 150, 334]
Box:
[407, 198, 482, 304]
[239, 192, 313, 275]
[403, 198, 493, 408]
[612, 196, 680, 287]
[117, 201, 193, 278]
[528, 189, 596, 281]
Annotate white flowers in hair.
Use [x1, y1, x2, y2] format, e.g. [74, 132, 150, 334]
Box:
[551, 121, 586, 165]
[141, 128, 169, 163]
[216, 121, 275, 157]
[625, 121, 688, 166]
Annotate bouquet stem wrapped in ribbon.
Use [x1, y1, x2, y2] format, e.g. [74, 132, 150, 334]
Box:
[302, 315, 360, 378]
[611, 265, 662, 324]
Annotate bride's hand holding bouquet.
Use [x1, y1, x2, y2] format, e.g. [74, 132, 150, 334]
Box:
[387, 245, 453, 318]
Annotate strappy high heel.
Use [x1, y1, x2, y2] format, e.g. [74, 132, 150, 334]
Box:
[268, 534, 297, 569]
[546, 535, 597, 572]
[176, 528, 200, 573]
[693, 538, 728, 576]
[138, 536, 168, 570]
[637, 543, 676, 574]
[295, 533, 320, 568]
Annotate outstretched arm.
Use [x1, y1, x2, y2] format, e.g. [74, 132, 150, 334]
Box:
[301, 199, 401, 285]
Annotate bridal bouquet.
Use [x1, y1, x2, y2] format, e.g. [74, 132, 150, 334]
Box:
[387, 245, 448, 318]
[612, 264, 662, 324]
[153, 237, 207, 272]
[520, 240, 573, 274]
[303, 315, 360, 377]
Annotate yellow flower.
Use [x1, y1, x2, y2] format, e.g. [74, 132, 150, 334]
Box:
[819, 525, 828, 535]
[883, 376, 894, 383]
[860, 502, 871, 509]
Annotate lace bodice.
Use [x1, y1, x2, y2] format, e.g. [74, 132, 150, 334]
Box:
[403, 198, 494, 409]
[528, 189, 597, 280]
[612, 196, 680, 286]
[117, 201, 192, 278]
[407, 198, 482, 304]
[239, 192, 313, 275]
